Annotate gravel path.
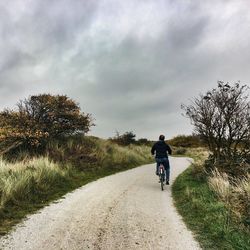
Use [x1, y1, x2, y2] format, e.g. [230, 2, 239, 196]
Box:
[0, 157, 200, 250]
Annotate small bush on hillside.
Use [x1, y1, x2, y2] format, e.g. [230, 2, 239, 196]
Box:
[174, 147, 187, 155]
[136, 138, 153, 146]
[109, 131, 136, 146]
[168, 135, 204, 148]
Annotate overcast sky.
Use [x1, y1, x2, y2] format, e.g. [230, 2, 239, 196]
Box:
[0, 0, 250, 140]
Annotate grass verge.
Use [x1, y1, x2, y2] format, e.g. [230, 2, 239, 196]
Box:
[172, 162, 250, 250]
[0, 136, 153, 235]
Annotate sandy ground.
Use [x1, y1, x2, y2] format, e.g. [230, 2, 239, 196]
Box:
[0, 157, 201, 250]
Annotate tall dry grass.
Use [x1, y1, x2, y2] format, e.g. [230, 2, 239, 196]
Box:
[93, 139, 152, 169]
[0, 157, 70, 208]
[173, 147, 209, 180]
[0, 136, 153, 235]
[208, 168, 250, 227]
[45, 136, 152, 171]
[0, 136, 153, 214]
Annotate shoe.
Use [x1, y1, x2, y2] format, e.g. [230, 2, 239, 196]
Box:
[166, 180, 169, 185]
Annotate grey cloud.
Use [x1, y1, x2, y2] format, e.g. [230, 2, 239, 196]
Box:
[29, 0, 97, 48]
[0, 0, 250, 139]
[80, 13, 210, 120]
[0, 0, 99, 97]
[166, 15, 209, 51]
[0, 50, 35, 73]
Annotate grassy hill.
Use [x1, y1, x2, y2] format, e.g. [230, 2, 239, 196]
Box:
[0, 135, 153, 235]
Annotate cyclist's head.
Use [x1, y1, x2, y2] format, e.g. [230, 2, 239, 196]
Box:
[159, 135, 165, 141]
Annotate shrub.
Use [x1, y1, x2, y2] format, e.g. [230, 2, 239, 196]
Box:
[204, 154, 250, 178]
[168, 135, 204, 148]
[109, 131, 136, 146]
[174, 147, 187, 155]
[182, 81, 250, 176]
[136, 138, 152, 146]
[0, 94, 94, 150]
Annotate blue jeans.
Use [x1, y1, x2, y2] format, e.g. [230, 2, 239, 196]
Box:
[155, 157, 170, 181]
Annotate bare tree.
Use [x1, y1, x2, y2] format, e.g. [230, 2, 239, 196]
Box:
[182, 81, 250, 170]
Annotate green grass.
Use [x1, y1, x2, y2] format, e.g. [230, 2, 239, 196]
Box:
[0, 136, 154, 235]
[172, 166, 250, 250]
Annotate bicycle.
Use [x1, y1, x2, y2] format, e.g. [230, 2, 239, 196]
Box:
[158, 163, 165, 191]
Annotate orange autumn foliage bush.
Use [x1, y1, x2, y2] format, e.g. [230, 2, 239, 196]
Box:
[0, 94, 94, 148]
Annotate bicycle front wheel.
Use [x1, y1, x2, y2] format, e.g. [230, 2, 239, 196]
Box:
[160, 175, 164, 191]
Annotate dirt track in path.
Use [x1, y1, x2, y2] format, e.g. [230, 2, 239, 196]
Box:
[0, 157, 200, 250]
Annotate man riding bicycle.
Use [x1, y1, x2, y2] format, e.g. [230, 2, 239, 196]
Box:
[151, 135, 172, 185]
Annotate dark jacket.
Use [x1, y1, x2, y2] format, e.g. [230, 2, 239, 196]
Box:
[151, 140, 172, 158]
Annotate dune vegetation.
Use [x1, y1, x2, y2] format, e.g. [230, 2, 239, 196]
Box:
[0, 157, 69, 209]
[173, 164, 250, 250]
[208, 169, 250, 229]
[0, 135, 153, 235]
[0, 94, 154, 234]
[173, 82, 250, 249]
